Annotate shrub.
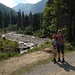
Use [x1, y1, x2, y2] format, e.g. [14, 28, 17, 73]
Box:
[65, 42, 74, 51]
[0, 52, 19, 60]
[25, 25, 33, 35]
[0, 38, 18, 52]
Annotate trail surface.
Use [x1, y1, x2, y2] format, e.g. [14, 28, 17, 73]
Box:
[22, 52, 75, 75]
[0, 47, 52, 75]
[0, 46, 75, 75]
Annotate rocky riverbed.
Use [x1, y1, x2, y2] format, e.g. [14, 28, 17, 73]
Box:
[2, 32, 50, 53]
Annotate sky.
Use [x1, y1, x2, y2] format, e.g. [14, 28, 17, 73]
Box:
[0, 0, 41, 8]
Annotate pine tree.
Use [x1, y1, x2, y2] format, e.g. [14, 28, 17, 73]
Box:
[17, 9, 22, 28]
[22, 11, 25, 29]
[24, 15, 29, 28]
[32, 13, 41, 31]
[3, 12, 9, 27]
[0, 11, 3, 28]
[42, 0, 75, 41]
[29, 11, 33, 25]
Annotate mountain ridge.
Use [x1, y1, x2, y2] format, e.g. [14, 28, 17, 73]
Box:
[0, 3, 17, 15]
[13, 3, 34, 12]
[13, 0, 47, 14]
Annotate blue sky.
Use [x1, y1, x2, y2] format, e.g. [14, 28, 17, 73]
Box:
[0, 0, 41, 8]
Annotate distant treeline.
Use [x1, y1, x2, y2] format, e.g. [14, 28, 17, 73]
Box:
[0, 10, 43, 36]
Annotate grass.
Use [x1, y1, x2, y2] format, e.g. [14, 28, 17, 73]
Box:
[65, 42, 75, 53]
[0, 52, 19, 61]
[0, 41, 51, 61]
[27, 41, 51, 53]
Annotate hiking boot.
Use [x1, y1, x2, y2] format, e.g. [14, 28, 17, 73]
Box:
[54, 59, 57, 64]
[58, 58, 61, 62]
[61, 58, 65, 63]
[52, 58, 56, 62]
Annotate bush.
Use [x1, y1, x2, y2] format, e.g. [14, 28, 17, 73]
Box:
[0, 52, 19, 60]
[33, 30, 46, 38]
[0, 38, 18, 52]
[25, 25, 33, 35]
[0, 52, 8, 60]
[65, 42, 74, 51]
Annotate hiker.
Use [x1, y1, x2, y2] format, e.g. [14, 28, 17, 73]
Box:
[57, 29, 65, 63]
[51, 34, 57, 63]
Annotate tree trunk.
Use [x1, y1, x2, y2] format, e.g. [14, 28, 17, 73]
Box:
[67, 7, 73, 42]
[74, 16, 75, 44]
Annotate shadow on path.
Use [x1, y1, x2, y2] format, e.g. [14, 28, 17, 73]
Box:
[57, 62, 75, 72]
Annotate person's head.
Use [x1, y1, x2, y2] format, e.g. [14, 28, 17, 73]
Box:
[57, 29, 62, 35]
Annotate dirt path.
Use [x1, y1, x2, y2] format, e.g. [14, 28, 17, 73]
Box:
[0, 46, 53, 75]
[1, 46, 75, 75]
[21, 52, 75, 75]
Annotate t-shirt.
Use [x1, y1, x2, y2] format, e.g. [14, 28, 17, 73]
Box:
[57, 35, 65, 45]
[52, 39, 57, 45]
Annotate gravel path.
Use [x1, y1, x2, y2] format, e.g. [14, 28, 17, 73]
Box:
[0, 47, 52, 75]
[22, 52, 75, 75]
[0, 45, 75, 75]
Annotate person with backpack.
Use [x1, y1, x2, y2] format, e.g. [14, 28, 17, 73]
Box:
[57, 29, 65, 63]
[51, 34, 57, 63]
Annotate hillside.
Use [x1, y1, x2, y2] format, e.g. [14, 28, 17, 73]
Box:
[31, 0, 47, 14]
[13, 0, 48, 14]
[13, 3, 34, 14]
[0, 3, 17, 15]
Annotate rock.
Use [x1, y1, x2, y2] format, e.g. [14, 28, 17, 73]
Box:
[3, 32, 50, 54]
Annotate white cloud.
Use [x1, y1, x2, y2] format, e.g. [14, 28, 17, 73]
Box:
[0, 0, 15, 7]
[0, 0, 41, 8]
[27, 0, 41, 4]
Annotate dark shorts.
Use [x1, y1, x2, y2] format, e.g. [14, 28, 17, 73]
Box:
[57, 44, 64, 54]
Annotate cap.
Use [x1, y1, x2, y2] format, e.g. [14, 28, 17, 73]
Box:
[58, 29, 61, 32]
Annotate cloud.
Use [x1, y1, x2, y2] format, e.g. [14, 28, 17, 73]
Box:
[0, 0, 16, 7]
[0, 0, 41, 8]
[26, 0, 41, 4]
[14, 0, 41, 4]
[0, 0, 13, 7]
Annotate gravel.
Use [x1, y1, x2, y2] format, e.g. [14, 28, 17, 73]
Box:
[22, 52, 75, 75]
